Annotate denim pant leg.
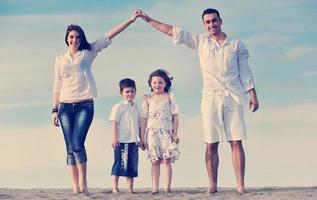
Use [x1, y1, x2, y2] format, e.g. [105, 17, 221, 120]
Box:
[72, 101, 94, 164]
[58, 104, 76, 165]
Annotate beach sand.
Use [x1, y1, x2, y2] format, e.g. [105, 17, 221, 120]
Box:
[0, 187, 316, 200]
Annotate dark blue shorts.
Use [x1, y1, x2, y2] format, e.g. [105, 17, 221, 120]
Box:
[111, 143, 139, 177]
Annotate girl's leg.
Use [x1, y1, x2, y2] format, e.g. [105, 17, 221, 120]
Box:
[162, 158, 172, 192]
[126, 177, 135, 193]
[112, 176, 120, 193]
[151, 159, 161, 193]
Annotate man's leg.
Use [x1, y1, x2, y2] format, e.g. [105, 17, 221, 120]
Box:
[229, 140, 245, 193]
[205, 142, 219, 193]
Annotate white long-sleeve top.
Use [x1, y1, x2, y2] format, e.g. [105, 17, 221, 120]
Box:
[172, 26, 255, 105]
[53, 35, 111, 103]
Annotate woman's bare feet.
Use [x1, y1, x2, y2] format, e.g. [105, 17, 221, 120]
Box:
[165, 188, 172, 193]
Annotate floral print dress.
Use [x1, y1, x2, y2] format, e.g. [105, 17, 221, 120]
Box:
[141, 93, 180, 162]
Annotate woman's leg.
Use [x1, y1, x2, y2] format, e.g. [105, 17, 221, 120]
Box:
[58, 104, 79, 193]
[151, 159, 161, 193]
[72, 101, 94, 195]
[162, 158, 172, 192]
[69, 165, 80, 193]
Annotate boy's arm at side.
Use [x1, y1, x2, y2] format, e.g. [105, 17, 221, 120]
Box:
[140, 117, 148, 150]
[111, 121, 120, 149]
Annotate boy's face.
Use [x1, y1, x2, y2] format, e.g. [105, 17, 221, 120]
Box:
[120, 87, 136, 102]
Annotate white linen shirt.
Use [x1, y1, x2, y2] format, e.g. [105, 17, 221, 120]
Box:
[109, 100, 140, 143]
[53, 35, 111, 103]
[172, 26, 255, 105]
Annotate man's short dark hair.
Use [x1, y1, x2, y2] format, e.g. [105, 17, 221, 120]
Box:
[119, 78, 136, 92]
[202, 8, 221, 20]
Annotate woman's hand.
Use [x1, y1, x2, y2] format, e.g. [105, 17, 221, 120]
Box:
[52, 112, 59, 127]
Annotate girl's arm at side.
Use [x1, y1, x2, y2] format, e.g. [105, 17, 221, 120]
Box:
[172, 114, 180, 143]
[106, 10, 141, 40]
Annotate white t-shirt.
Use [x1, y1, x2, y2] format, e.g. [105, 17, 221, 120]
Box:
[109, 100, 140, 143]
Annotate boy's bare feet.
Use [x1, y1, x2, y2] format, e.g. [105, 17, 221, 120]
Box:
[112, 188, 120, 194]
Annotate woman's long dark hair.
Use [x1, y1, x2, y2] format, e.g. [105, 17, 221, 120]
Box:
[65, 24, 91, 51]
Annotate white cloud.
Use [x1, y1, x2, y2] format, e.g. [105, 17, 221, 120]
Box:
[284, 46, 317, 61]
[298, 70, 317, 78]
[244, 34, 295, 47]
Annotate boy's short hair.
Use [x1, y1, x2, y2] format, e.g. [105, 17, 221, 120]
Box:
[119, 78, 136, 92]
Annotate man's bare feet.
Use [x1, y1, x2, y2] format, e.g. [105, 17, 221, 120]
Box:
[80, 186, 89, 196]
[73, 187, 80, 193]
[151, 190, 159, 194]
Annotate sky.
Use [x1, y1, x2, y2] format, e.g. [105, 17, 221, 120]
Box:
[0, 0, 317, 189]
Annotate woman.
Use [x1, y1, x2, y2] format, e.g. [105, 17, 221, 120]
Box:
[51, 10, 141, 195]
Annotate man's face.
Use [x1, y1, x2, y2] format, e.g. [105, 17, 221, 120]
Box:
[203, 13, 222, 36]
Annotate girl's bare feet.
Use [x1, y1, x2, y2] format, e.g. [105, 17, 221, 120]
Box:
[206, 187, 218, 194]
[73, 187, 80, 193]
[80, 185, 89, 196]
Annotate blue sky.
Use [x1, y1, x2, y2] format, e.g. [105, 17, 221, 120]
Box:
[0, 0, 317, 188]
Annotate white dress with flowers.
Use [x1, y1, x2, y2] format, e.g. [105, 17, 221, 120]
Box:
[141, 93, 180, 162]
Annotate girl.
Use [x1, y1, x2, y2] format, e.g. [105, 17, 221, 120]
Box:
[51, 10, 141, 196]
[140, 69, 180, 194]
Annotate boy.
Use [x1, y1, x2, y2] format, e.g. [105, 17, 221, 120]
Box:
[108, 78, 141, 193]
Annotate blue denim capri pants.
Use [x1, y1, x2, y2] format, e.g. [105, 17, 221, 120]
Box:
[58, 99, 94, 165]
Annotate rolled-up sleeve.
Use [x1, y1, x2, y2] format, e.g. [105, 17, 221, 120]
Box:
[109, 104, 120, 122]
[90, 35, 112, 57]
[140, 95, 149, 118]
[237, 41, 255, 91]
[172, 26, 199, 49]
[53, 56, 62, 93]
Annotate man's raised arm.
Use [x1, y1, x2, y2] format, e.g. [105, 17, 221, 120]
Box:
[139, 9, 173, 36]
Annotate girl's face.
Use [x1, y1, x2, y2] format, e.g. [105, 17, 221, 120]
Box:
[67, 30, 81, 50]
[151, 76, 166, 94]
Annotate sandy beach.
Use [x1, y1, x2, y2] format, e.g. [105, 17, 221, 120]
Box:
[0, 187, 316, 200]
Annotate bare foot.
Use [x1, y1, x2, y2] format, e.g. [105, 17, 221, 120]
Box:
[128, 189, 138, 194]
[206, 188, 218, 194]
[112, 188, 120, 194]
[165, 188, 172, 193]
[80, 186, 90, 196]
[151, 190, 159, 194]
[237, 187, 246, 195]
[73, 187, 80, 193]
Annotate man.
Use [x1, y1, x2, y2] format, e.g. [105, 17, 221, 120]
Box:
[139, 8, 259, 194]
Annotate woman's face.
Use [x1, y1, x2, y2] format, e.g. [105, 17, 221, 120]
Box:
[150, 76, 166, 94]
[67, 30, 80, 50]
